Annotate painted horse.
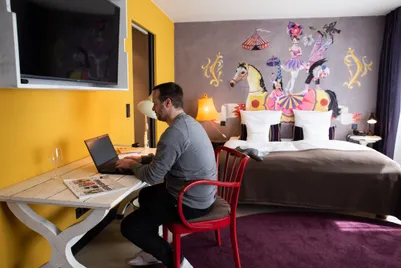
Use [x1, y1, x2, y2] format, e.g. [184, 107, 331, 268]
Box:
[229, 61, 341, 123]
[229, 62, 268, 111]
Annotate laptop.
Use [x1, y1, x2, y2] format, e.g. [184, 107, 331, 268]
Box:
[84, 134, 134, 175]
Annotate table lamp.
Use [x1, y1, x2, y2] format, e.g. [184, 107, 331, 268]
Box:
[137, 94, 157, 149]
[367, 112, 377, 136]
[196, 94, 227, 139]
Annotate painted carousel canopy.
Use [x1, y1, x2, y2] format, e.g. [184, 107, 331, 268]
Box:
[242, 31, 270, 50]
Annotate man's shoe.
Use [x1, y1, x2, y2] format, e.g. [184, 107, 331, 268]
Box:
[126, 251, 161, 266]
[181, 258, 193, 268]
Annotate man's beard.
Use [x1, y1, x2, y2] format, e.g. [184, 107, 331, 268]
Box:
[156, 114, 164, 121]
[156, 109, 167, 121]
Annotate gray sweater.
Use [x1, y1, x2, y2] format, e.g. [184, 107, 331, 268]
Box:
[131, 112, 217, 209]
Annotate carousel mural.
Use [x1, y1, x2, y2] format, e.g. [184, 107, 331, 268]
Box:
[215, 20, 369, 125]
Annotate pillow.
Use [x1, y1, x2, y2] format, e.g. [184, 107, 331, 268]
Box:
[292, 110, 334, 141]
[245, 120, 271, 143]
[293, 125, 336, 140]
[240, 110, 282, 143]
[240, 123, 281, 141]
[293, 110, 333, 128]
[302, 123, 331, 140]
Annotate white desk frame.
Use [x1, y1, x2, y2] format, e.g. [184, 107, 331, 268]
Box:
[0, 148, 155, 268]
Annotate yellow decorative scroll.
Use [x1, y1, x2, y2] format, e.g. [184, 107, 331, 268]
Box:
[201, 52, 224, 87]
[343, 48, 373, 89]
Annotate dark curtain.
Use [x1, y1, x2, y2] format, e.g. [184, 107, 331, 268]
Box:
[374, 6, 401, 158]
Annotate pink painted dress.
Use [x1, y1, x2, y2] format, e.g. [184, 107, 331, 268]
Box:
[282, 47, 306, 72]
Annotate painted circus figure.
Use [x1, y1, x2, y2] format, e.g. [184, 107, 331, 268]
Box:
[281, 22, 308, 94]
[229, 61, 340, 123]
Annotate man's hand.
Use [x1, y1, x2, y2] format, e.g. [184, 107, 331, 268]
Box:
[123, 155, 141, 162]
[115, 159, 138, 170]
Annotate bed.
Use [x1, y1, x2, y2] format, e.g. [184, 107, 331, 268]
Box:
[221, 110, 401, 219]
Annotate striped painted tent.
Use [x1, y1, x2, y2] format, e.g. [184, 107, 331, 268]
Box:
[277, 94, 304, 109]
[242, 31, 270, 50]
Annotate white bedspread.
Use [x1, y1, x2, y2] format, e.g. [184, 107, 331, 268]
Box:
[224, 139, 373, 155]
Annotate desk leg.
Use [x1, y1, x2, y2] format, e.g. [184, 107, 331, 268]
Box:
[7, 202, 109, 268]
[116, 190, 138, 219]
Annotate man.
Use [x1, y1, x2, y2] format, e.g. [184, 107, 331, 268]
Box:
[116, 82, 217, 268]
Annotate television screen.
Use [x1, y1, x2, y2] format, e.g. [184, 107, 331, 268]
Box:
[11, 0, 120, 85]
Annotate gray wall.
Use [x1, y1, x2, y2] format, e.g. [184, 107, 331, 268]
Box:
[175, 16, 384, 140]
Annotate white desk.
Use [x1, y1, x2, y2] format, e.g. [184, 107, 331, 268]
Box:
[0, 148, 155, 268]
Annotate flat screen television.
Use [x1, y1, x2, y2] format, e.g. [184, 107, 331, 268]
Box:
[11, 0, 120, 85]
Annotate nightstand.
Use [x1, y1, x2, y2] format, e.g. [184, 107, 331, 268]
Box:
[211, 140, 227, 149]
[348, 135, 382, 146]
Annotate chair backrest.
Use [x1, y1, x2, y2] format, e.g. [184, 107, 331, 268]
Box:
[215, 146, 250, 207]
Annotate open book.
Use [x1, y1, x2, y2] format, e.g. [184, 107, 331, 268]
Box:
[64, 175, 127, 200]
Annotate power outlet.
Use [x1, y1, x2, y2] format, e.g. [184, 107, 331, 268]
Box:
[126, 103, 131, 118]
[76, 208, 90, 219]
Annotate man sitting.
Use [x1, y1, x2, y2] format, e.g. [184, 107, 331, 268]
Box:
[116, 82, 217, 268]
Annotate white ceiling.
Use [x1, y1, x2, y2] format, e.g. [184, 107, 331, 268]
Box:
[152, 0, 400, 22]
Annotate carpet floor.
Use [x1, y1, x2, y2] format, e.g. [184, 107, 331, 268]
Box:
[181, 212, 401, 268]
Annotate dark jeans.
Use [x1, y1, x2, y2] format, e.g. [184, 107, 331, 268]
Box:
[120, 182, 211, 268]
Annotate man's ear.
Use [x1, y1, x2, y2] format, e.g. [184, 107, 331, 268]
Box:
[164, 98, 172, 108]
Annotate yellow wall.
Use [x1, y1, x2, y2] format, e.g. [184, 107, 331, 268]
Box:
[129, 0, 172, 139]
[0, 0, 173, 267]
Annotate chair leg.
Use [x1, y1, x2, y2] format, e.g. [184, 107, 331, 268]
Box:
[163, 225, 168, 241]
[215, 229, 222, 246]
[173, 233, 181, 268]
[230, 218, 241, 268]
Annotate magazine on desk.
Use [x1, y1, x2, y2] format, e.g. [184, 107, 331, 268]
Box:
[64, 175, 127, 200]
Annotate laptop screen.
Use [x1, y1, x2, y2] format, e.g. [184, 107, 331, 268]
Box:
[84, 134, 118, 166]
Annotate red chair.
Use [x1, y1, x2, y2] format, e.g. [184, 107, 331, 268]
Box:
[163, 146, 250, 268]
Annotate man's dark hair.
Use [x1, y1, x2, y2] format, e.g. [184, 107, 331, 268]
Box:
[153, 82, 184, 108]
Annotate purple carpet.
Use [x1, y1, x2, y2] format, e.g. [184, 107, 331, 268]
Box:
[181, 212, 401, 268]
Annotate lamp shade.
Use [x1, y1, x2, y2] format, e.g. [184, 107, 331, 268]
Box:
[367, 112, 377, 124]
[137, 95, 157, 119]
[196, 94, 220, 121]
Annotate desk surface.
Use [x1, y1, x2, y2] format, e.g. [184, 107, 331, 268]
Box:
[0, 148, 156, 209]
